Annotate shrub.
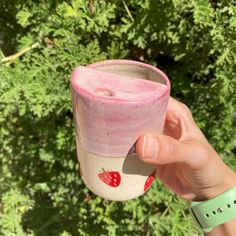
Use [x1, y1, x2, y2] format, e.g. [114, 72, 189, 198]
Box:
[1, 0, 235, 235]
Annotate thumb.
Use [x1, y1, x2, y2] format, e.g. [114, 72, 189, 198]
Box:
[136, 134, 209, 169]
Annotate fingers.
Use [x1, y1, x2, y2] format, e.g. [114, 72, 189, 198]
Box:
[167, 97, 192, 117]
[136, 134, 209, 169]
[166, 97, 196, 130]
[165, 97, 209, 143]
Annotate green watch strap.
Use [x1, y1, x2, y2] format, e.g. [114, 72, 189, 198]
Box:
[189, 186, 236, 233]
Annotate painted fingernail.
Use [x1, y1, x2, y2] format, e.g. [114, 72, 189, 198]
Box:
[142, 135, 159, 159]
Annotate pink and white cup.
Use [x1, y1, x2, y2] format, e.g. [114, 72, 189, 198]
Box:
[71, 60, 170, 201]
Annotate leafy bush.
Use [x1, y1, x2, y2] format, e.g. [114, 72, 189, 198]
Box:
[1, 0, 236, 235]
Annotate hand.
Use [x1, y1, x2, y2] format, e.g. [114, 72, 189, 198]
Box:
[136, 97, 236, 201]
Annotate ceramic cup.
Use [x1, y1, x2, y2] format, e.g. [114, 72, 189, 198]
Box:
[71, 60, 170, 201]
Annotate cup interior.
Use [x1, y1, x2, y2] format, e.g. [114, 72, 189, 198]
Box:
[88, 60, 169, 86]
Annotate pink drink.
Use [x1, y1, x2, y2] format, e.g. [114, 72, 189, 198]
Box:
[71, 60, 170, 157]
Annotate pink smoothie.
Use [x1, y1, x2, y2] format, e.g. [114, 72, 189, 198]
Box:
[71, 60, 170, 157]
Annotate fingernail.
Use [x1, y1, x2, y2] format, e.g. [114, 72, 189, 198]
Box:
[142, 135, 159, 159]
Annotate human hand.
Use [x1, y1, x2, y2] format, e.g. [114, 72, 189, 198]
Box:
[136, 97, 236, 201]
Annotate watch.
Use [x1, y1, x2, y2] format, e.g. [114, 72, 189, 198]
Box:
[188, 186, 236, 233]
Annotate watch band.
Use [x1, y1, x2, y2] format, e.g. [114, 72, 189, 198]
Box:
[189, 186, 236, 233]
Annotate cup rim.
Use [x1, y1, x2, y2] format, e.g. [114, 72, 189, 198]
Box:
[71, 59, 170, 105]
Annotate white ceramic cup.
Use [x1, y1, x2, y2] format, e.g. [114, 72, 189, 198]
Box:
[71, 60, 170, 201]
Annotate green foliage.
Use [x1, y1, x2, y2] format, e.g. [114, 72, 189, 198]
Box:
[1, 0, 236, 235]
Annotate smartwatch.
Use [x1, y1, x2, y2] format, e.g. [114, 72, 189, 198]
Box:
[188, 186, 236, 233]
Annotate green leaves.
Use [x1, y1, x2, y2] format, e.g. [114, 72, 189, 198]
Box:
[16, 10, 32, 27]
[192, 0, 214, 27]
[0, 188, 34, 236]
[0, 0, 236, 235]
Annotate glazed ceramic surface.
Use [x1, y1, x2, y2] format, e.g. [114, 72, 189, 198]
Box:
[77, 141, 156, 201]
[71, 60, 170, 201]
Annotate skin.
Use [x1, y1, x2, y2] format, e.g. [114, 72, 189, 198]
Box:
[136, 97, 236, 236]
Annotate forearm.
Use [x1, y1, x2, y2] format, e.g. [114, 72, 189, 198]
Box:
[205, 218, 236, 236]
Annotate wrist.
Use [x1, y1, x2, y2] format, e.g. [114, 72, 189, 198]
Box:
[204, 167, 236, 200]
[193, 165, 236, 201]
[189, 184, 236, 233]
[192, 165, 236, 202]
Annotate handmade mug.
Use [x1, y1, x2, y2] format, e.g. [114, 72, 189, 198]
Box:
[71, 60, 170, 201]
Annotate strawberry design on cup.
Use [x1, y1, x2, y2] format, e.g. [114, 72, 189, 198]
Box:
[144, 170, 156, 191]
[98, 169, 121, 187]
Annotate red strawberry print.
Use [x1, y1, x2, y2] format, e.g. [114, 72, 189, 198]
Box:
[144, 170, 155, 192]
[98, 169, 121, 187]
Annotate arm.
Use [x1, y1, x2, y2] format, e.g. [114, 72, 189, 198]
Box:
[206, 218, 236, 236]
[136, 97, 236, 235]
